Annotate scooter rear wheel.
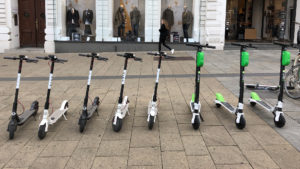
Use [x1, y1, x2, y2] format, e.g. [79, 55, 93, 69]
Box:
[112, 116, 122, 132]
[236, 115, 246, 129]
[148, 115, 155, 130]
[250, 102, 256, 107]
[274, 114, 285, 128]
[216, 103, 221, 108]
[38, 124, 47, 140]
[8, 119, 17, 140]
[192, 116, 200, 130]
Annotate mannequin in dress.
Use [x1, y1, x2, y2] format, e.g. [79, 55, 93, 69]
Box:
[130, 5, 141, 38]
[182, 5, 193, 42]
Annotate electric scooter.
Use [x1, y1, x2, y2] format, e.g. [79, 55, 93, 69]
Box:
[78, 53, 108, 133]
[146, 51, 174, 129]
[215, 43, 256, 129]
[112, 53, 142, 132]
[4, 55, 39, 139]
[36, 55, 69, 139]
[186, 43, 216, 129]
[249, 42, 291, 128]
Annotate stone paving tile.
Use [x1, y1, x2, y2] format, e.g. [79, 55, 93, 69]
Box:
[160, 133, 184, 151]
[127, 166, 162, 169]
[187, 156, 216, 169]
[159, 121, 180, 134]
[130, 126, 160, 148]
[128, 147, 161, 166]
[201, 126, 235, 146]
[40, 141, 78, 157]
[178, 124, 201, 136]
[97, 140, 129, 157]
[162, 151, 189, 169]
[216, 164, 253, 169]
[230, 132, 262, 151]
[208, 146, 248, 165]
[30, 157, 69, 169]
[91, 156, 128, 169]
[77, 133, 102, 148]
[182, 136, 209, 156]
[64, 147, 97, 169]
[243, 150, 279, 169]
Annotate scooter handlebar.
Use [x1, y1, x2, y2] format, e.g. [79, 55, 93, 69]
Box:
[134, 57, 143, 62]
[36, 56, 49, 60]
[273, 41, 291, 47]
[97, 56, 109, 61]
[78, 53, 89, 57]
[186, 43, 216, 49]
[147, 52, 160, 56]
[4, 56, 18, 60]
[231, 43, 257, 49]
[25, 58, 38, 63]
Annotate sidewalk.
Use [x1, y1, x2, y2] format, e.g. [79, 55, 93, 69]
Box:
[0, 50, 299, 169]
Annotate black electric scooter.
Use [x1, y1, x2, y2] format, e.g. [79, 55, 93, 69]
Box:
[146, 51, 174, 129]
[249, 42, 291, 128]
[112, 53, 142, 132]
[78, 53, 108, 133]
[186, 43, 216, 130]
[4, 55, 39, 139]
[215, 43, 256, 129]
[37, 55, 68, 139]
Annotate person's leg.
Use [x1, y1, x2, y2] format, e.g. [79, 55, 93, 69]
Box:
[118, 25, 121, 37]
[158, 40, 162, 52]
[162, 40, 172, 51]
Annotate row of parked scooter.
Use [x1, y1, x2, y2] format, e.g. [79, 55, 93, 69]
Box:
[3, 42, 291, 140]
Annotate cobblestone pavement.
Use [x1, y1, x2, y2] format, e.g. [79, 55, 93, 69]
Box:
[0, 50, 299, 169]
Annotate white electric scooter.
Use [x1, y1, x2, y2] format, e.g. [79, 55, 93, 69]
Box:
[112, 53, 142, 132]
[36, 55, 69, 139]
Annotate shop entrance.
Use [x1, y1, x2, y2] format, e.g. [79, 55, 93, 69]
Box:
[225, 0, 296, 42]
[18, 0, 45, 47]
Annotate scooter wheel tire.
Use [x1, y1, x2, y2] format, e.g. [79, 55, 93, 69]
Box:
[38, 124, 47, 140]
[236, 115, 246, 129]
[250, 102, 256, 107]
[8, 125, 16, 140]
[112, 116, 122, 132]
[148, 115, 155, 130]
[216, 103, 221, 108]
[274, 114, 285, 128]
[192, 116, 200, 130]
[79, 119, 87, 133]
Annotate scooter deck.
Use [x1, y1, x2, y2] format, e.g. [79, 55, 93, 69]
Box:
[49, 109, 67, 124]
[18, 109, 36, 125]
[220, 102, 235, 112]
[87, 105, 97, 119]
[256, 100, 272, 110]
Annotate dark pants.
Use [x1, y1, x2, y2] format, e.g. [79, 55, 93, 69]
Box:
[118, 24, 125, 37]
[67, 24, 78, 38]
[183, 24, 190, 41]
[84, 25, 92, 35]
[132, 24, 139, 37]
[159, 38, 172, 52]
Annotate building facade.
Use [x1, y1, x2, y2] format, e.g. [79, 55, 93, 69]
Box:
[0, 0, 298, 53]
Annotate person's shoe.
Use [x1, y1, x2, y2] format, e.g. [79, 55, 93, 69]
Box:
[171, 49, 175, 54]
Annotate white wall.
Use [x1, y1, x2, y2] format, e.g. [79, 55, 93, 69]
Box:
[293, 0, 300, 44]
[252, 0, 263, 39]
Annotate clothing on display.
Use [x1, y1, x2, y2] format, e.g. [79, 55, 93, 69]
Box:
[66, 8, 80, 38]
[83, 9, 93, 35]
[162, 8, 174, 30]
[130, 7, 141, 37]
[115, 6, 126, 37]
[182, 9, 193, 40]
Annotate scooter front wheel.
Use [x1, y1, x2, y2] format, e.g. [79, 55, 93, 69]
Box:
[236, 115, 246, 129]
[7, 119, 17, 140]
[38, 124, 47, 140]
[79, 118, 87, 133]
[112, 116, 122, 132]
[274, 114, 285, 128]
[192, 116, 200, 130]
[148, 115, 155, 130]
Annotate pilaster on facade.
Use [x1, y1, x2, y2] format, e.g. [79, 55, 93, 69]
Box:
[96, 0, 113, 41]
[294, 1, 300, 44]
[145, 0, 161, 42]
[0, 0, 9, 53]
[45, 0, 56, 53]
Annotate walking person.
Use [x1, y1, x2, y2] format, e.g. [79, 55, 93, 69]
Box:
[159, 19, 174, 54]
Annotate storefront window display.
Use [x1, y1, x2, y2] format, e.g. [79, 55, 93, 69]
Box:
[113, 0, 145, 42]
[161, 0, 193, 42]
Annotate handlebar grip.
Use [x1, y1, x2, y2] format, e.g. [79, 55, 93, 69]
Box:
[78, 54, 89, 57]
[147, 52, 158, 56]
[26, 58, 38, 63]
[206, 45, 216, 49]
[117, 54, 124, 57]
[134, 57, 143, 61]
[3, 56, 17, 60]
[36, 56, 48, 60]
[97, 57, 108, 61]
[56, 59, 68, 63]
[231, 43, 242, 47]
[273, 41, 291, 47]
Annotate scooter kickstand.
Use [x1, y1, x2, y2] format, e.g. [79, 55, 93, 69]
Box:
[63, 113, 68, 120]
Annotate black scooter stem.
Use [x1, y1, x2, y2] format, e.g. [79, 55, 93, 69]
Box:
[11, 59, 23, 121]
[153, 54, 163, 102]
[44, 61, 55, 110]
[278, 46, 286, 105]
[83, 56, 95, 109]
[119, 57, 129, 104]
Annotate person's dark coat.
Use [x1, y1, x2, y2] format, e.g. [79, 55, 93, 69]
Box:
[182, 10, 193, 25]
[130, 7, 141, 26]
[159, 24, 169, 41]
[162, 8, 174, 27]
[83, 9, 93, 25]
[66, 8, 80, 27]
[114, 7, 126, 26]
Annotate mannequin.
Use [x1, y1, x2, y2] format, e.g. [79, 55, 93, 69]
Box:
[66, 7, 80, 38]
[114, 4, 126, 38]
[162, 5, 174, 31]
[83, 9, 93, 35]
[130, 6, 141, 37]
[182, 5, 193, 42]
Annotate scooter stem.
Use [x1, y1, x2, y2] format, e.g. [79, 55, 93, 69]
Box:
[12, 59, 23, 121]
[44, 61, 55, 110]
[119, 57, 128, 104]
[153, 54, 163, 102]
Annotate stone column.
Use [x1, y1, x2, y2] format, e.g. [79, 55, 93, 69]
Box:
[96, 0, 114, 41]
[144, 0, 161, 42]
[294, 1, 300, 44]
[44, 0, 56, 53]
[192, 0, 200, 42]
